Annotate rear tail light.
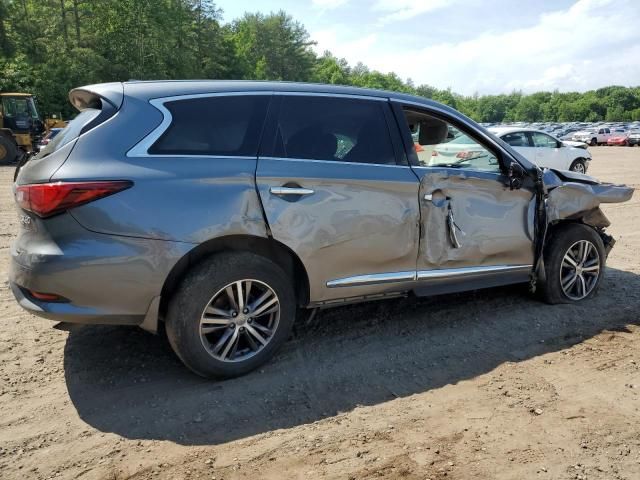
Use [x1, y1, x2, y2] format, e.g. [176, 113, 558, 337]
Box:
[15, 181, 132, 218]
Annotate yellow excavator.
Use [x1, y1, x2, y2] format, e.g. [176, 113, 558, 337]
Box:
[0, 92, 65, 164]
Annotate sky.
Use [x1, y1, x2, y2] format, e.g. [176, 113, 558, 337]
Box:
[215, 0, 640, 95]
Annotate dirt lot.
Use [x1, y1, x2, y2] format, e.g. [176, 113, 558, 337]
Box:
[0, 146, 639, 480]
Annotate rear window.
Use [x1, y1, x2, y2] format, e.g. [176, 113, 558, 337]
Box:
[35, 109, 100, 158]
[149, 95, 270, 156]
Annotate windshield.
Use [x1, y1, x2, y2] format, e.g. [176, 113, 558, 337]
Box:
[448, 133, 475, 144]
[2, 96, 40, 120]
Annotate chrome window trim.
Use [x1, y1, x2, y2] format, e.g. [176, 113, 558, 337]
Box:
[127, 91, 389, 158]
[259, 156, 411, 169]
[273, 91, 386, 101]
[327, 264, 532, 288]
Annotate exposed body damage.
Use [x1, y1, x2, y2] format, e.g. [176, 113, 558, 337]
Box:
[529, 168, 635, 290]
[543, 168, 633, 230]
[417, 168, 535, 269]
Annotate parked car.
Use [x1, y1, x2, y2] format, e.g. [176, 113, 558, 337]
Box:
[36, 127, 63, 151]
[628, 130, 640, 146]
[10, 81, 634, 378]
[607, 131, 629, 146]
[488, 127, 591, 173]
[572, 127, 612, 146]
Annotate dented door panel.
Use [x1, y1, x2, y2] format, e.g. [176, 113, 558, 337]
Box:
[256, 158, 421, 302]
[415, 167, 536, 270]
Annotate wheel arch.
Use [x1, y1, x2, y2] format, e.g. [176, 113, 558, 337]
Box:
[158, 234, 311, 324]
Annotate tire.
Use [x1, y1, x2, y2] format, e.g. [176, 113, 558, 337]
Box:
[590, 138, 597, 146]
[166, 252, 296, 378]
[569, 158, 586, 174]
[0, 135, 18, 165]
[540, 223, 606, 304]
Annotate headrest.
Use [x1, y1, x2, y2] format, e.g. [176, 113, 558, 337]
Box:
[418, 117, 449, 145]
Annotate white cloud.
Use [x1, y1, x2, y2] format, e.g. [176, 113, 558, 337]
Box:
[373, 0, 452, 23]
[310, 0, 640, 94]
[312, 0, 350, 10]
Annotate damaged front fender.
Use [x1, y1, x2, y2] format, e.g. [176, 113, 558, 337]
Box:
[543, 169, 634, 227]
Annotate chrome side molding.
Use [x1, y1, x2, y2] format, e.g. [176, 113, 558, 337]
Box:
[326, 271, 416, 288]
[416, 264, 531, 280]
[327, 264, 532, 288]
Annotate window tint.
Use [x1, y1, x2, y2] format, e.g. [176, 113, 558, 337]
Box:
[274, 96, 396, 165]
[150, 95, 270, 156]
[502, 131, 530, 147]
[403, 108, 501, 173]
[532, 132, 558, 148]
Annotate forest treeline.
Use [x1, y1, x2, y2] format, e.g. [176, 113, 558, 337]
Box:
[1, 0, 639, 122]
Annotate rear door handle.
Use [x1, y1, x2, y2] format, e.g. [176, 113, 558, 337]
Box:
[270, 186, 315, 196]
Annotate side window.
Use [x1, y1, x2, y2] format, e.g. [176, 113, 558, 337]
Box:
[149, 95, 270, 156]
[402, 108, 501, 173]
[274, 96, 396, 165]
[532, 132, 558, 148]
[502, 131, 530, 147]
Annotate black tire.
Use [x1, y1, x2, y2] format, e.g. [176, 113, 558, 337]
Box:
[166, 252, 296, 378]
[0, 135, 18, 165]
[540, 223, 606, 304]
[590, 138, 597, 146]
[569, 158, 587, 173]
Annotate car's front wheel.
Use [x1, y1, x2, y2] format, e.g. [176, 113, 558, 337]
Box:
[166, 252, 296, 378]
[569, 158, 587, 174]
[541, 223, 605, 304]
[590, 138, 597, 146]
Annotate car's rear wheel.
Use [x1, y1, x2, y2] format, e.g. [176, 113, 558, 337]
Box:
[541, 223, 605, 304]
[166, 252, 296, 378]
[569, 159, 586, 173]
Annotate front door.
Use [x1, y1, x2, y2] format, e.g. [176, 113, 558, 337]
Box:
[395, 104, 536, 294]
[531, 131, 570, 170]
[255, 94, 421, 304]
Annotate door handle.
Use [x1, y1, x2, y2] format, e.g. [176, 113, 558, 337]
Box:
[270, 186, 315, 196]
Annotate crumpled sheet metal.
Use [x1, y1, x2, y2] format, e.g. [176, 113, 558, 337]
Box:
[419, 169, 535, 268]
[544, 170, 634, 224]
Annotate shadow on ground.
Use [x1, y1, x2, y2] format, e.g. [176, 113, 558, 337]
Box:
[63, 267, 640, 445]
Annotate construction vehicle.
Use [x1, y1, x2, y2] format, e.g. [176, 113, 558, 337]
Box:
[0, 92, 46, 164]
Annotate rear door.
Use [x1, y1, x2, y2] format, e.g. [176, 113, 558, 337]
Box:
[393, 103, 535, 294]
[255, 94, 421, 304]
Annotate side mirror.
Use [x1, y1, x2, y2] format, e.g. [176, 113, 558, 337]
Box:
[508, 161, 525, 190]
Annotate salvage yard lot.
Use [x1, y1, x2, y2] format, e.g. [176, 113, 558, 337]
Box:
[0, 146, 639, 480]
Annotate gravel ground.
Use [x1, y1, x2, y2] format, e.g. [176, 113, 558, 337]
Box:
[0, 146, 639, 480]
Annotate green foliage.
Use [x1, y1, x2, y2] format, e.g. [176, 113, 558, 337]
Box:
[1, 1, 638, 122]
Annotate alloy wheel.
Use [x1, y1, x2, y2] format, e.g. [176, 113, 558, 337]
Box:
[199, 279, 280, 362]
[560, 240, 600, 300]
[571, 162, 586, 173]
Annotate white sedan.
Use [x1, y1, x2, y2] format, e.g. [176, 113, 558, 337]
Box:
[489, 127, 591, 173]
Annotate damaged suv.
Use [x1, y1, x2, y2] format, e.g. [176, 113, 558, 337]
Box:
[10, 81, 634, 378]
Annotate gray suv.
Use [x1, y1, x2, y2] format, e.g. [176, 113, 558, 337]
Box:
[10, 81, 634, 377]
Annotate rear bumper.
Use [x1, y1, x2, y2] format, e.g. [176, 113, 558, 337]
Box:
[9, 213, 192, 327]
[10, 280, 145, 325]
